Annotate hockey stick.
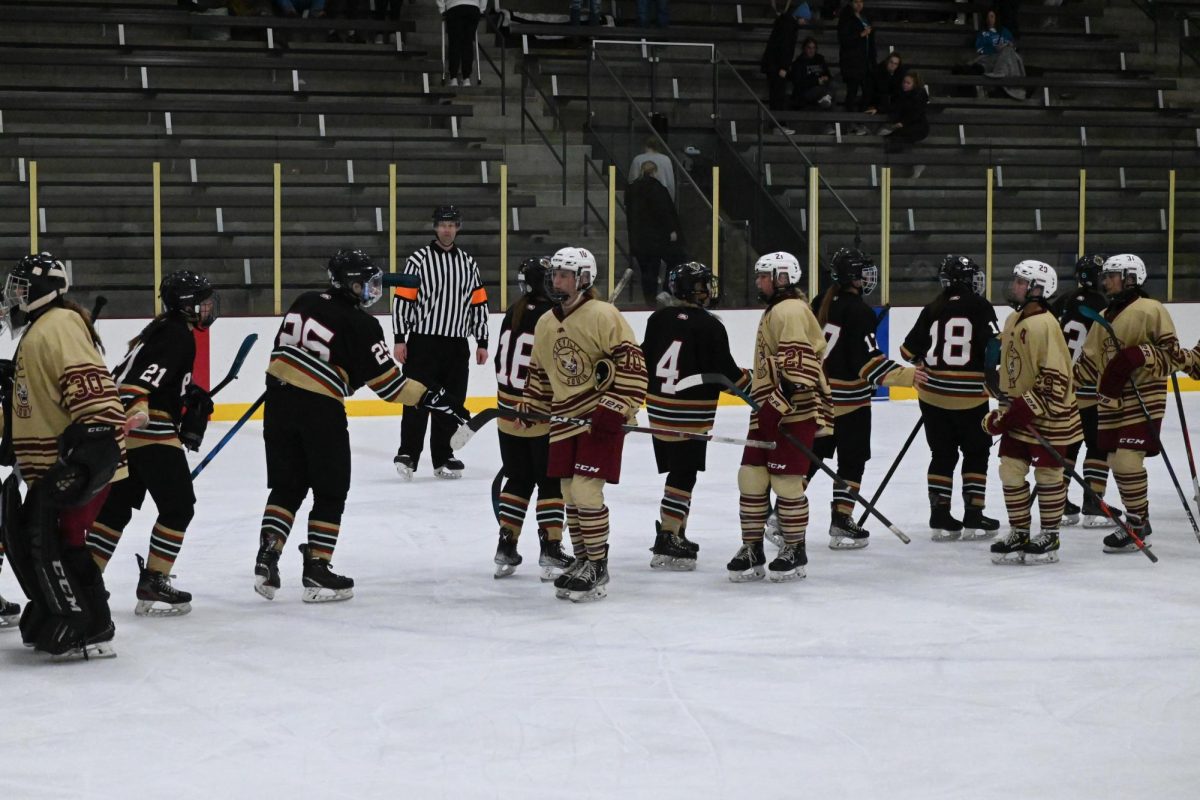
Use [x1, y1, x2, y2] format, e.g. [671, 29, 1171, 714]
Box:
[609, 267, 635, 302]
[856, 416, 922, 527]
[675, 372, 911, 543]
[451, 406, 776, 450]
[1019, 422, 1157, 563]
[90, 295, 108, 324]
[1170, 373, 1200, 507]
[208, 333, 258, 397]
[1079, 306, 1200, 540]
[190, 392, 265, 479]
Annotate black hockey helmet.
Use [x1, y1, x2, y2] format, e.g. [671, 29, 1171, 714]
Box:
[517, 256, 551, 297]
[829, 247, 879, 295]
[160, 269, 218, 329]
[667, 262, 716, 306]
[1074, 252, 1107, 290]
[3, 252, 70, 332]
[432, 205, 462, 225]
[938, 254, 986, 296]
[328, 249, 383, 308]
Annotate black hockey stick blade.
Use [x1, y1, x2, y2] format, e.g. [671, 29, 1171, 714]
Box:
[381, 273, 421, 289]
[90, 295, 108, 323]
[674, 373, 755, 405]
[490, 467, 504, 524]
[210, 334, 258, 397]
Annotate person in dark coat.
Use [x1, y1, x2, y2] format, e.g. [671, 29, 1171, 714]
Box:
[882, 70, 929, 145]
[789, 36, 834, 109]
[625, 161, 684, 306]
[761, 4, 803, 111]
[863, 51, 905, 117]
[837, 0, 876, 123]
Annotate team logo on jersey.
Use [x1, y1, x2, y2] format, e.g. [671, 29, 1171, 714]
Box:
[1005, 341, 1022, 385]
[13, 380, 30, 419]
[553, 336, 593, 387]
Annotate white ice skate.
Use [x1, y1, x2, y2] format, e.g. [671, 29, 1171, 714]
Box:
[393, 453, 415, 482]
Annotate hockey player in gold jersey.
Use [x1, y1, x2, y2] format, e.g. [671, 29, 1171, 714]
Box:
[519, 247, 648, 602]
[984, 261, 1082, 565]
[727, 252, 832, 583]
[1074, 254, 1191, 553]
[0, 253, 126, 660]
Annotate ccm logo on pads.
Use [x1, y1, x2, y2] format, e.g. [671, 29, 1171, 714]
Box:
[768, 462, 788, 470]
[1119, 437, 1146, 446]
[575, 463, 600, 474]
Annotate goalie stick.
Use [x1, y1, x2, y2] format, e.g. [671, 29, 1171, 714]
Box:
[1079, 305, 1200, 541]
[673, 372, 911, 543]
[451, 406, 776, 451]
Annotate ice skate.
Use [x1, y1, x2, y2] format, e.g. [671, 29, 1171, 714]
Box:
[434, 457, 464, 480]
[764, 510, 784, 548]
[726, 540, 766, 583]
[1061, 500, 1081, 527]
[929, 503, 964, 542]
[1103, 514, 1151, 554]
[393, 452, 415, 481]
[828, 513, 870, 550]
[134, 554, 192, 617]
[1082, 495, 1122, 529]
[300, 544, 354, 602]
[649, 522, 698, 571]
[253, 535, 282, 600]
[961, 507, 1000, 541]
[493, 527, 522, 578]
[537, 530, 574, 582]
[1023, 530, 1060, 565]
[990, 528, 1030, 565]
[554, 556, 587, 599]
[49, 621, 117, 662]
[565, 558, 609, 603]
[0, 595, 20, 629]
[768, 541, 807, 582]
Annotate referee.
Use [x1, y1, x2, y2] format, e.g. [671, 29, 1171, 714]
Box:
[392, 205, 490, 479]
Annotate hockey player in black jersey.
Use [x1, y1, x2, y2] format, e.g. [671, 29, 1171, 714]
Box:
[1050, 253, 1120, 528]
[87, 269, 218, 616]
[810, 248, 915, 549]
[491, 257, 574, 581]
[900, 255, 1002, 541]
[641, 262, 748, 570]
[254, 250, 468, 602]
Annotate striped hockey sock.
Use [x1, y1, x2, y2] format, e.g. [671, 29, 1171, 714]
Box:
[86, 520, 125, 570]
[260, 504, 295, 550]
[536, 498, 565, 540]
[147, 522, 186, 574]
[660, 486, 692, 534]
[498, 491, 530, 535]
[776, 494, 809, 544]
[578, 505, 610, 561]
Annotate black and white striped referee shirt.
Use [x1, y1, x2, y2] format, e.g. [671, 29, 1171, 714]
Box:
[392, 239, 490, 346]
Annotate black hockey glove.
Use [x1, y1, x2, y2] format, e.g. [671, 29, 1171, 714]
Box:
[45, 422, 121, 508]
[178, 383, 215, 452]
[418, 385, 470, 425]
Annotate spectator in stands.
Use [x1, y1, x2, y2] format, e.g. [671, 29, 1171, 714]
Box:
[863, 51, 905, 119]
[761, 2, 805, 111]
[637, 0, 669, 28]
[373, 0, 403, 43]
[790, 37, 834, 110]
[326, 0, 366, 42]
[440, 0, 486, 88]
[880, 70, 929, 176]
[570, 0, 602, 25]
[625, 162, 684, 307]
[838, 0, 875, 135]
[275, 0, 325, 17]
[972, 9, 1027, 100]
[628, 138, 676, 202]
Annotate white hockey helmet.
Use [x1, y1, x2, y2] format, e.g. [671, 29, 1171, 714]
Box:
[1102, 253, 1147, 287]
[754, 251, 802, 287]
[1012, 259, 1057, 299]
[549, 246, 598, 299]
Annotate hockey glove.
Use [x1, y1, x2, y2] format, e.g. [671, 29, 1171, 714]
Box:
[982, 397, 1035, 436]
[45, 423, 121, 508]
[419, 386, 470, 425]
[178, 383, 214, 452]
[589, 401, 627, 437]
[755, 403, 783, 442]
[1099, 346, 1148, 403]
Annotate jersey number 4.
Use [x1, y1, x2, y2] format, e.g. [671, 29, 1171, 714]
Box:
[280, 313, 335, 361]
[924, 317, 973, 367]
[496, 330, 535, 389]
[654, 340, 684, 394]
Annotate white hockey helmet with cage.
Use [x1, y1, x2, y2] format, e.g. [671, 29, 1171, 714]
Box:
[1102, 253, 1147, 287]
[1012, 259, 1058, 298]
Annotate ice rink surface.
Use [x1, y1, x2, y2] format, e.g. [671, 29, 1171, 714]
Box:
[2, 399, 1200, 800]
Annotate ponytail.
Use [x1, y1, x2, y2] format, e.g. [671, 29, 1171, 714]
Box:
[816, 284, 840, 327]
[62, 299, 105, 354]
